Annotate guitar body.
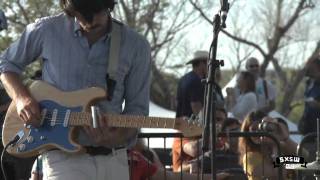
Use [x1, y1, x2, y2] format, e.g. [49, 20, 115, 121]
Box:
[2, 81, 106, 158]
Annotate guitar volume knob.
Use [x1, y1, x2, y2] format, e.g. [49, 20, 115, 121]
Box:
[40, 136, 46, 141]
[17, 144, 26, 152]
[27, 136, 34, 143]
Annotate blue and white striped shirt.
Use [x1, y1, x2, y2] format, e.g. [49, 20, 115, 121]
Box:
[0, 13, 151, 146]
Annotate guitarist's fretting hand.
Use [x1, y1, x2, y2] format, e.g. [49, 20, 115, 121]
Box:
[15, 95, 41, 127]
[83, 115, 134, 147]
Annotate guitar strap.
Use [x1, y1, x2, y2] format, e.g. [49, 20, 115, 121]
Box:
[106, 19, 123, 101]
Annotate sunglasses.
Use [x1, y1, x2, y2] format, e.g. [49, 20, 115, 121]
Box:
[249, 64, 259, 68]
[227, 127, 240, 132]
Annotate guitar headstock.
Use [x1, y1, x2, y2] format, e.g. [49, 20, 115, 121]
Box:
[174, 115, 203, 137]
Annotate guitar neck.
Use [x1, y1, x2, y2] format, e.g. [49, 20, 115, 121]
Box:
[68, 112, 176, 129]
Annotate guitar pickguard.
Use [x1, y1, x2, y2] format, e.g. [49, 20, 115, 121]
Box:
[16, 100, 82, 155]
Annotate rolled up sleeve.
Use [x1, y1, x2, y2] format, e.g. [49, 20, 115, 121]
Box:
[123, 38, 151, 116]
[0, 21, 43, 75]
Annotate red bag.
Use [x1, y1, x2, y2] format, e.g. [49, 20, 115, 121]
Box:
[128, 150, 158, 180]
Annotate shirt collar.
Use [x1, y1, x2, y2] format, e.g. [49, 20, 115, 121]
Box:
[73, 17, 82, 37]
[73, 17, 112, 42]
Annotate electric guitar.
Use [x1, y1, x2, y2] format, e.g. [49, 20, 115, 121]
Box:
[2, 81, 202, 158]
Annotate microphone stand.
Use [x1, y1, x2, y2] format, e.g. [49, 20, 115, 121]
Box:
[201, 3, 228, 180]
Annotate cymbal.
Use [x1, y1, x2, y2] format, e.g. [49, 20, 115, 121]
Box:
[294, 160, 320, 171]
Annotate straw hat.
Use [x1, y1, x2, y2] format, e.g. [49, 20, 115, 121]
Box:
[186, 50, 209, 65]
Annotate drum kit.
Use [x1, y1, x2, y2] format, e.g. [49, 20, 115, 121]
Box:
[294, 119, 320, 179]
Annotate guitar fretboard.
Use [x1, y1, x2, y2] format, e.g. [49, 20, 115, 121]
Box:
[68, 112, 176, 129]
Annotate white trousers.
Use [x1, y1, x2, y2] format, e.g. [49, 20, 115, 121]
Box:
[42, 149, 129, 180]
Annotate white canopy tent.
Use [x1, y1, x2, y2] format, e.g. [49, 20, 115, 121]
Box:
[141, 102, 177, 148]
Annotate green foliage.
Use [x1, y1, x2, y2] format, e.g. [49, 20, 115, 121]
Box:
[0, 36, 13, 52]
[0, 0, 59, 80]
[288, 101, 304, 124]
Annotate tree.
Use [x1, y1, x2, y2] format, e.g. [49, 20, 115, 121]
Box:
[114, 0, 202, 109]
[191, 0, 320, 117]
[0, 0, 60, 79]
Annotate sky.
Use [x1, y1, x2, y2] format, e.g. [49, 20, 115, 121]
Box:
[170, 0, 320, 76]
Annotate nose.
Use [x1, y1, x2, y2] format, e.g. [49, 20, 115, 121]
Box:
[84, 21, 98, 30]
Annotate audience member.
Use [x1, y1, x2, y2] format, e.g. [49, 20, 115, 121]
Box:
[226, 71, 257, 121]
[220, 118, 241, 154]
[176, 50, 208, 118]
[194, 118, 243, 174]
[172, 107, 227, 172]
[132, 138, 163, 169]
[245, 57, 277, 113]
[239, 111, 297, 180]
[172, 50, 208, 172]
[298, 57, 320, 135]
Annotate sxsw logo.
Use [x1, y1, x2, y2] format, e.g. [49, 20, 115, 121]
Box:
[273, 155, 307, 169]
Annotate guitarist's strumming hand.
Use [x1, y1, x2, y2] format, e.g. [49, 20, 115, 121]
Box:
[83, 114, 133, 147]
[15, 95, 41, 127]
[0, 72, 41, 127]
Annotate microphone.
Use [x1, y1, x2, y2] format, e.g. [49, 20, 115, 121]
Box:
[0, 10, 8, 31]
[220, 0, 229, 12]
[220, 0, 229, 28]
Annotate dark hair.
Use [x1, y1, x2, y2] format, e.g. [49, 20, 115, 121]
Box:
[239, 71, 255, 93]
[221, 118, 241, 132]
[60, 0, 116, 22]
[238, 111, 267, 165]
[275, 117, 288, 129]
[307, 56, 320, 66]
[192, 59, 207, 68]
[216, 106, 227, 116]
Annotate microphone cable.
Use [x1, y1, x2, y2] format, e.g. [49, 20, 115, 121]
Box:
[1, 135, 19, 180]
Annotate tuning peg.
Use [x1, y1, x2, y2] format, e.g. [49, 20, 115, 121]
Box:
[188, 118, 192, 124]
[190, 114, 196, 121]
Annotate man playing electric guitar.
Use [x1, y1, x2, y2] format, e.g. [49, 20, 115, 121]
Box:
[0, 0, 151, 179]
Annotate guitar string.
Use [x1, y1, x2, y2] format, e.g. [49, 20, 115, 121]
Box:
[36, 111, 178, 127]
[37, 114, 170, 122]
[33, 118, 167, 128]
[39, 111, 176, 123]
[39, 114, 171, 122]
[39, 117, 166, 122]
[32, 117, 176, 128]
[40, 118, 169, 124]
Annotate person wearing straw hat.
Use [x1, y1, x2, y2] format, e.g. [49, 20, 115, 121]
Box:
[176, 50, 208, 118]
[172, 50, 208, 172]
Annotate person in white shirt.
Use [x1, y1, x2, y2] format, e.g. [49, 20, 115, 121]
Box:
[226, 71, 258, 121]
[245, 57, 277, 113]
